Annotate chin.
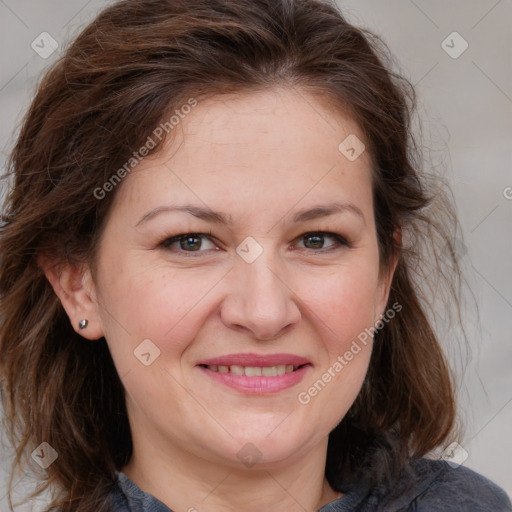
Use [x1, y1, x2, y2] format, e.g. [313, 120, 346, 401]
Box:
[226, 430, 315, 468]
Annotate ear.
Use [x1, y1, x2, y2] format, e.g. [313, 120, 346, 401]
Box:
[374, 228, 401, 321]
[38, 255, 105, 340]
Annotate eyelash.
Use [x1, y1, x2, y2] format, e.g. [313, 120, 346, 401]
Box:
[159, 231, 351, 257]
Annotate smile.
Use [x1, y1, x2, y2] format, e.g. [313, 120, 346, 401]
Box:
[197, 363, 311, 394]
[202, 364, 305, 376]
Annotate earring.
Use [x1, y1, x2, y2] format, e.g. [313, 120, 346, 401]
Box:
[78, 319, 89, 330]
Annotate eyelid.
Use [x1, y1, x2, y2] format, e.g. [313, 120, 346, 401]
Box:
[160, 232, 218, 250]
[295, 231, 350, 251]
[159, 231, 351, 256]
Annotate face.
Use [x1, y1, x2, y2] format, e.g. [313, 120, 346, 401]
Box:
[86, 87, 394, 469]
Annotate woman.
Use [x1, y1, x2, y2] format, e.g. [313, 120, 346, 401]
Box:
[0, 0, 510, 511]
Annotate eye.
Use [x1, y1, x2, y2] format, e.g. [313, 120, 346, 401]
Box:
[160, 233, 218, 254]
[159, 231, 350, 257]
[295, 231, 349, 252]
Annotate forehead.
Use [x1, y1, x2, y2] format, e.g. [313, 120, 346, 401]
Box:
[172, 86, 364, 158]
[111, 86, 373, 225]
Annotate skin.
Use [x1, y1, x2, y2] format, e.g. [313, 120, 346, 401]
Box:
[43, 86, 398, 512]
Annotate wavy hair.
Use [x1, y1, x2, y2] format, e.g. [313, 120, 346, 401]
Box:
[0, 0, 465, 510]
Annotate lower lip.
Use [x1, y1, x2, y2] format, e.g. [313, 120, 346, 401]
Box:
[197, 365, 311, 394]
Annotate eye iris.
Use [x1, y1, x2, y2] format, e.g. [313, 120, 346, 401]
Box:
[305, 234, 324, 249]
[181, 235, 202, 251]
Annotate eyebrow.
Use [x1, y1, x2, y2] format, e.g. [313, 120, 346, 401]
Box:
[135, 201, 366, 228]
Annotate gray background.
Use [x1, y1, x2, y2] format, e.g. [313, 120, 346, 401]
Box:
[0, 0, 511, 509]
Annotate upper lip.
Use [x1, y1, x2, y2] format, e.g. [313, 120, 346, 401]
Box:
[198, 353, 311, 367]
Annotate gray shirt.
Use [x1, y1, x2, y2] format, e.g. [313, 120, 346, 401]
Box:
[107, 458, 512, 511]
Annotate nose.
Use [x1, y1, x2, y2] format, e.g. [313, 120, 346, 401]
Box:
[220, 251, 301, 341]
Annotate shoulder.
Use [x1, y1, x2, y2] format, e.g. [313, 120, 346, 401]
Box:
[106, 482, 132, 512]
[105, 472, 174, 512]
[378, 458, 512, 511]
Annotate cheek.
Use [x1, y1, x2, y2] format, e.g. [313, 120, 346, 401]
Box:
[292, 263, 378, 407]
[294, 268, 377, 424]
[295, 263, 380, 345]
[96, 254, 221, 356]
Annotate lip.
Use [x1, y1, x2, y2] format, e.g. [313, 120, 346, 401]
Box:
[197, 364, 311, 394]
[197, 353, 311, 367]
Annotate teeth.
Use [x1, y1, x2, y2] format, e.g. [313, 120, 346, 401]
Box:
[245, 366, 262, 376]
[262, 366, 277, 376]
[205, 364, 301, 376]
[230, 365, 244, 375]
[275, 365, 286, 375]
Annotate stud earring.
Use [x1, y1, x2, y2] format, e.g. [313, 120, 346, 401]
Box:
[78, 319, 89, 330]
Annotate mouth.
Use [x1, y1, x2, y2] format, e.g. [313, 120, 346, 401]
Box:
[196, 353, 312, 394]
[198, 363, 309, 376]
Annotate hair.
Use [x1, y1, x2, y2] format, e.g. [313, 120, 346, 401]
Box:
[0, 0, 467, 510]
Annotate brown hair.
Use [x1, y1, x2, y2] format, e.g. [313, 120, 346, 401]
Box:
[0, 0, 465, 510]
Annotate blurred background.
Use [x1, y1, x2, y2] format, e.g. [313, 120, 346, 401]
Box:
[0, 0, 511, 509]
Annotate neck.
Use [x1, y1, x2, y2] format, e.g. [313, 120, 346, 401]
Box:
[122, 428, 342, 512]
